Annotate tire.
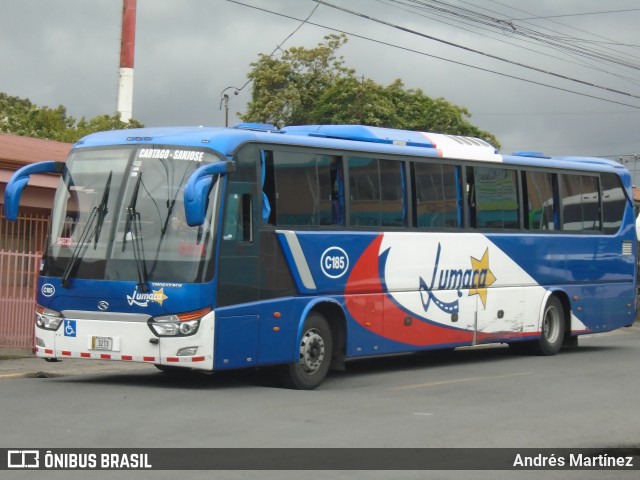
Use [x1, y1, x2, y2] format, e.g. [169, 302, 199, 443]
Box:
[279, 312, 333, 390]
[532, 296, 565, 356]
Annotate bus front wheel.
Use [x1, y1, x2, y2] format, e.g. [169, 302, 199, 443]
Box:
[279, 312, 333, 390]
[533, 296, 565, 356]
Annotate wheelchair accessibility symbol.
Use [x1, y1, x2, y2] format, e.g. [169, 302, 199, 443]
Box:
[64, 320, 76, 337]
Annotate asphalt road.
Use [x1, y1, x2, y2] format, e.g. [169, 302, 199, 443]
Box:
[1, 325, 639, 480]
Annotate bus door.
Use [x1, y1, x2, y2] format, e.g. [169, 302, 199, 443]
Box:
[215, 181, 261, 368]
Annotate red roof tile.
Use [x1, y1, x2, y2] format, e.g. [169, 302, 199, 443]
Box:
[0, 133, 71, 167]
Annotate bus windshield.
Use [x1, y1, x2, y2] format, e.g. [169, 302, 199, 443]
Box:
[44, 146, 221, 284]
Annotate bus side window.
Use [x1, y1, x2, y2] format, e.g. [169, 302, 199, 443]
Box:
[261, 150, 276, 225]
[329, 157, 344, 225]
[413, 162, 460, 228]
[560, 174, 601, 232]
[601, 173, 626, 234]
[269, 151, 344, 227]
[523, 171, 557, 231]
[223, 193, 252, 242]
[346, 156, 406, 227]
[240, 193, 253, 241]
[582, 176, 601, 231]
[380, 159, 405, 227]
[466, 167, 476, 228]
[472, 166, 519, 229]
[348, 156, 381, 227]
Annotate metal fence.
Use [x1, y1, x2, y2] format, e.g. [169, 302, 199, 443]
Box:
[0, 250, 41, 349]
[0, 205, 49, 350]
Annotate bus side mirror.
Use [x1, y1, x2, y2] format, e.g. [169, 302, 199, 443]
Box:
[184, 161, 234, 226]
[4, 161, 65, 221]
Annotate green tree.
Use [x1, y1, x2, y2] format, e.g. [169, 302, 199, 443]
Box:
[0, 92, 143, 143]
[61, 114, 144, 143]
[242, 34, 353, 128]
[241, 34, 500, 148]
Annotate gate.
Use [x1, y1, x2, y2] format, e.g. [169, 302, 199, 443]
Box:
[0, 205, 49, 351]
[0, 250, 41, 349]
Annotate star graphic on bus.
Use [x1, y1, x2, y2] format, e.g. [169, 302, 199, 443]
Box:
[151, 288, 168, 306]
[468, 248, 496, 309]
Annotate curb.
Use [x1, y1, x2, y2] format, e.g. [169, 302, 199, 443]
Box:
[0, 372, 65, 379]
[0, 349, 34, 360]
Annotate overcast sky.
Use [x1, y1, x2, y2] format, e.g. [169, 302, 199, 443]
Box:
[1, 0, 640, 158]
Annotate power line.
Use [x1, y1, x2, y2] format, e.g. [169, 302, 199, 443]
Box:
[228, 3, 320, 95]
[380, 0, 640, 99]
[511, 7, 640, 21]
[381, 0, 640, 72]
[460, 0, 640, 87]
[376, 0, 640, 88]
[483, 0, 640, 56]
[223, 0, 640, 110]
[219, 1, 319, 125]
[487, 0, 640, 75]
[313, 0, 640, 101]
[474, 110, 640, 116]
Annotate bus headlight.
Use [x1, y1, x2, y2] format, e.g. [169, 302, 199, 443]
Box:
[148, 307, 211, 337]
[35, 305, 63, 331]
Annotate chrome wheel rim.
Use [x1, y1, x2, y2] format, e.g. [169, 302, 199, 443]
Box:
[299, 328, 325, 374]
[543, 305, 561, 344]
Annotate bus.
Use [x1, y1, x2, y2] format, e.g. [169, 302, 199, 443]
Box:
[4, 124, 637, 389]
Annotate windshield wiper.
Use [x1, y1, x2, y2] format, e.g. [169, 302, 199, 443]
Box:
[94, 171, 112, 248]
[61, 172, 113, 288]
[122, 174, 149, 292]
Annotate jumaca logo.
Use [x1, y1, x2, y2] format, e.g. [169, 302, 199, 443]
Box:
[126, 287, 168, 307]
[346, 234, 478, 347]
[419, 243, 497, 314]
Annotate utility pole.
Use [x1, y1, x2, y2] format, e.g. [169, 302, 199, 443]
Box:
[117, 0, 137, 123]
[220, 87, 240, 127]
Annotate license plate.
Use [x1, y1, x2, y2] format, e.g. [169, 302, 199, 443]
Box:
[91, 336, 113, 351]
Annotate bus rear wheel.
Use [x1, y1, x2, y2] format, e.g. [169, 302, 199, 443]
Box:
[533, 296, 565, 356]
[279, 312, 333, 390]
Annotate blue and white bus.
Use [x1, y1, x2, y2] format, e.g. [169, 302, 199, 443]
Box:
[4, 124, 637, 389]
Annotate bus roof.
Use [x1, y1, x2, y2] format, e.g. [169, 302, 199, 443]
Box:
[73, 124, 626, 174]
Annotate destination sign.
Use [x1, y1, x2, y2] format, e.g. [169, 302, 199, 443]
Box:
[137, 149, 205, 162]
